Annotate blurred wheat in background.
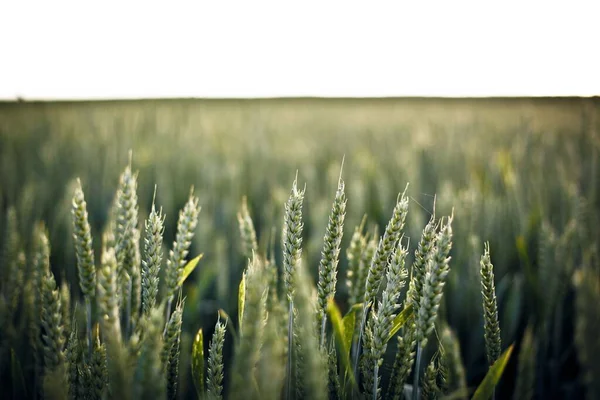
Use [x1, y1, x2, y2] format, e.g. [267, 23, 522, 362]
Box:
[0, 97, 598, 399]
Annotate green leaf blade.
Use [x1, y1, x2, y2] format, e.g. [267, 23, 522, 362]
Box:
[472, 344, 514, 400]
[179, 254, 204, 287]
[388, 304, 414, 342]
[191, 328, 205, 399]
[327, 298, 356, 388]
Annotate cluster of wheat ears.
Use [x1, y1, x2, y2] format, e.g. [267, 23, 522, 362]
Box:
[0, 155, 597, 400]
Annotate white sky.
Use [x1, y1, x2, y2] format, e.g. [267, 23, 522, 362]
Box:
[1, 1, 599, 100]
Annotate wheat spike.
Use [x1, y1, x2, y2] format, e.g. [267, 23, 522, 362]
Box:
[317, 174, 347, 347]
[142, 192, 165, 315]
[206, 317, 227, 400]
[480, 242, 501, 366]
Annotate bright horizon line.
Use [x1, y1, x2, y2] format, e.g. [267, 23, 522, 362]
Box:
[2, 94, 599, 102]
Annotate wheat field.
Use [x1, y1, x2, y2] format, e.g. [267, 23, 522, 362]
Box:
[0, 97, 598, 399]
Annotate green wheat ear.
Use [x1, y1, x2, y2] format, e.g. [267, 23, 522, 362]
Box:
[364, 185, 409, 307]
[115, 159, 141, 335]
[165, 189, 201, 302]
[480, 242, 501, 366]
[356, 187, 409, 379]
[439, 325, 467, 398]
[142, 189, 165, 315]
[40, 267, 68, 397]
[89, 324, 108, 400]
[407, 213, 437, 313]
[97, 246, 122, 341]
[368, 239, 409, 398]
[66, 326, 83, 400]
[282, 174, 306, 302]
[327, 343, 342, 400]
[346, 215, 368, 306]
[206, 317, 227, 400]
[317, 171, 347, 347]
[281, 174, 305, 400]
[238, 196, 259, 259]
[231, 254, 269, 399]
[163, 299, 184, 400]
[30, 223, 51, 398]
[72, 179, 96, 338]
[421, 356, 440, 400]
[417, 214, 453, 346]
[387, 320, 417, 400]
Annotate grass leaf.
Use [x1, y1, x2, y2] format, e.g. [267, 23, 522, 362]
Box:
[191, 328, 204, 399]
[179, 254, 204, 287]
[471, 344, 514, 400]
[342, 303, 362, 354]
[388, 304, 414, 342]
[327, 298, 356, 387]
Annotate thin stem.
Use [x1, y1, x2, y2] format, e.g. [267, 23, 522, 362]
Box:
[164, 296, 173, 336]
[86, 297, 92, 357]
[286, 301, 294, 400]
[412, 343, 422, 400]
[320, 315, 327, 350]
[373, 361, 379, 400]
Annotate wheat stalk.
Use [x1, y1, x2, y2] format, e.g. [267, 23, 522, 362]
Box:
[238, 196, 259, 259]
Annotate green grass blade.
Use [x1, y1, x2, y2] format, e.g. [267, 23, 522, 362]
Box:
[178, 254, 204, 287]
[342, 303, 362, 354]
[327, 298, 356, 387]
[388, 304, 414, 342]
[192, 328, 205, 399]
[471, 344, 514, 400]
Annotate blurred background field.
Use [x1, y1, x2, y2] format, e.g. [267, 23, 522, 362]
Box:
[1, 97, 599, 398]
